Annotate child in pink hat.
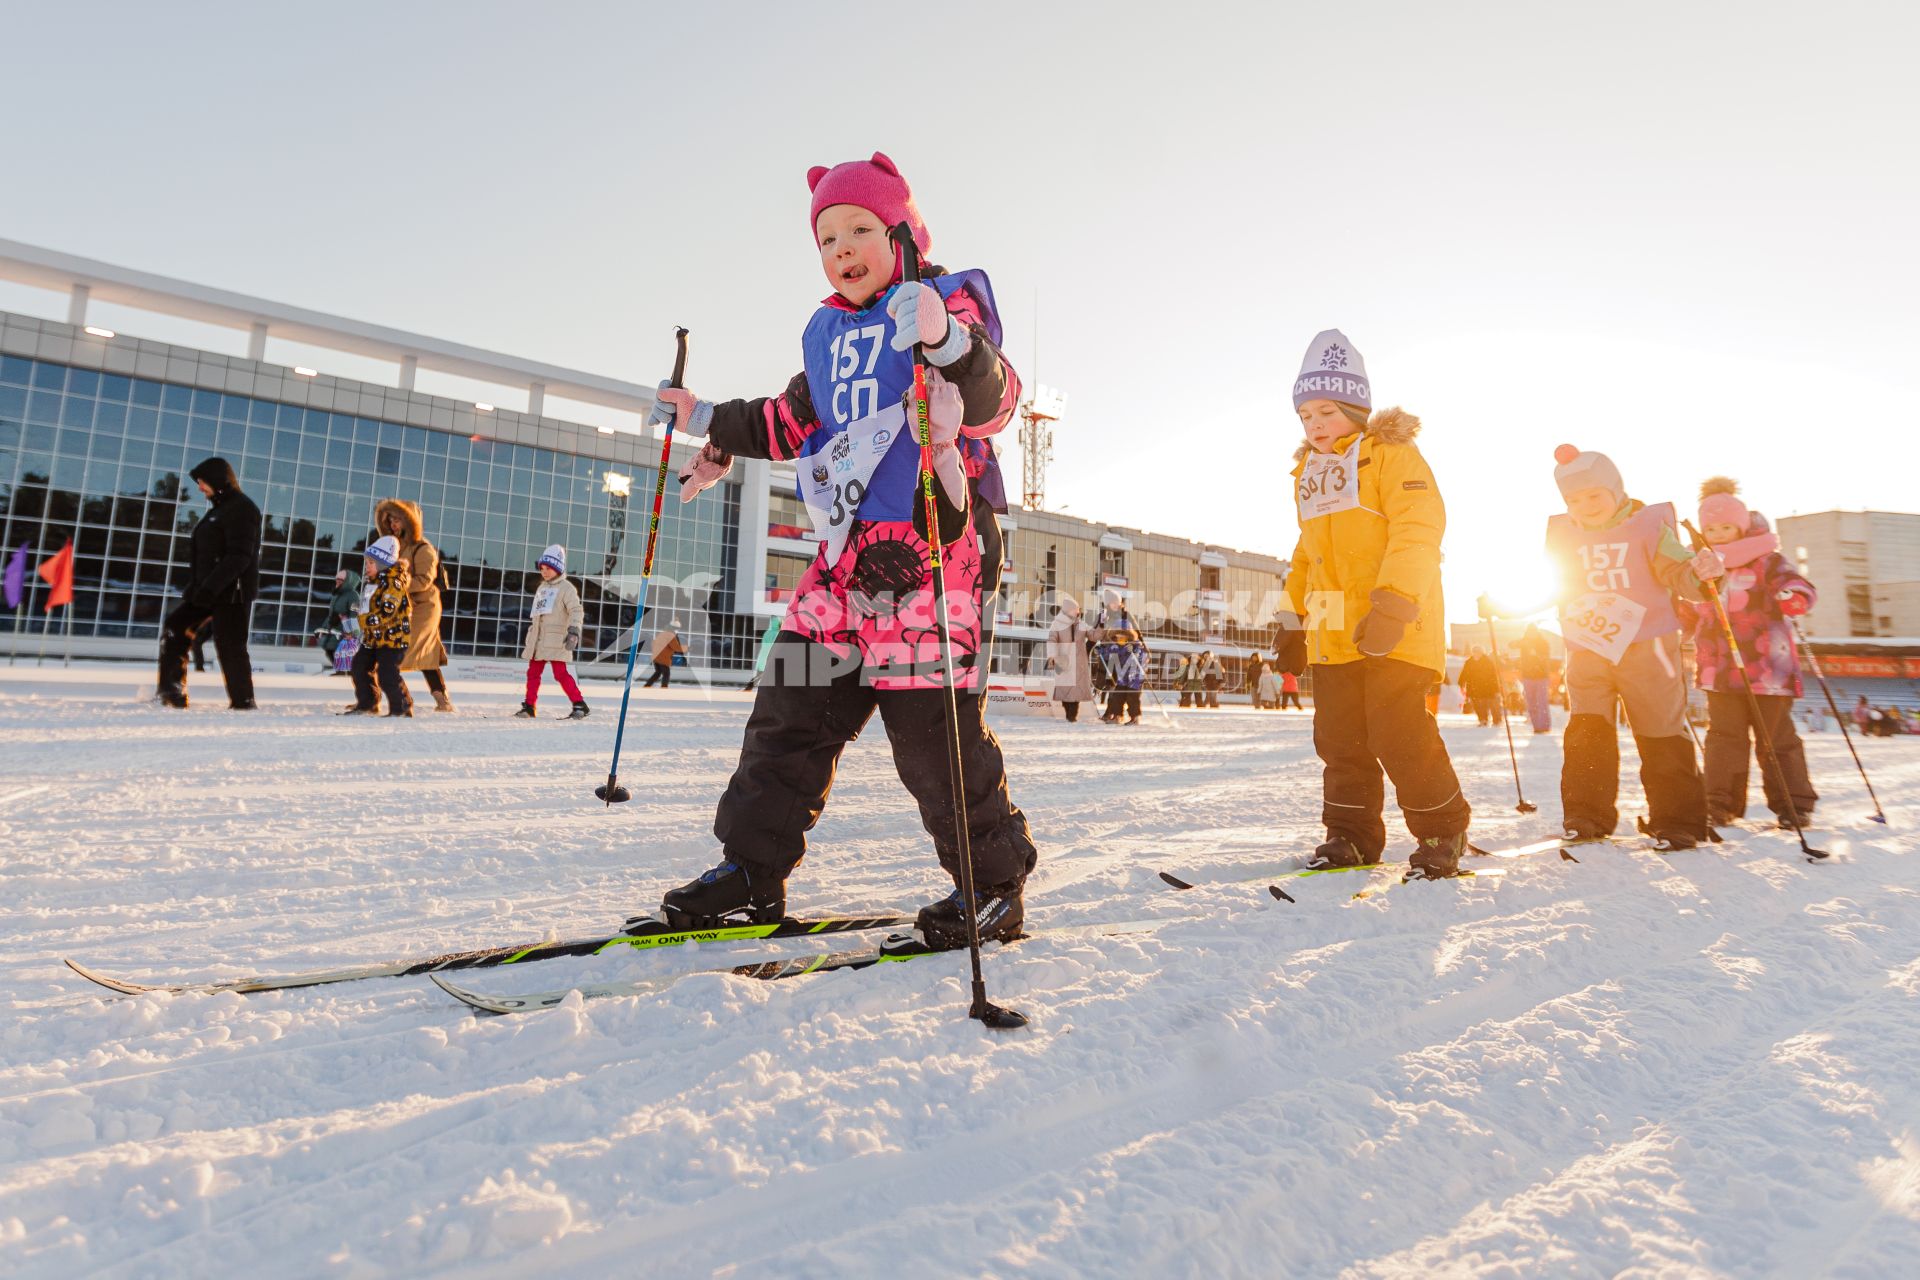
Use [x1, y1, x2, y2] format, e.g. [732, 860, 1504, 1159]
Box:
[643, 152, 1036, 949]
[1679, 478, 1819, 828]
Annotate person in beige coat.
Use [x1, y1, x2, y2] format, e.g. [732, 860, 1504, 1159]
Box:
[643, 617, 686, 688]
[1044, 595, 1096, 722]
[375, 498, 454, 711]
[516, 544, 589, 720]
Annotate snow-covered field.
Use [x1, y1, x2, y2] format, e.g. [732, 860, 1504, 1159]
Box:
[4, 661, 1919, 1278]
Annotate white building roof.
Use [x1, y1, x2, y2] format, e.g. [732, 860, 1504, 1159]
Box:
[0, 237, 657, 418]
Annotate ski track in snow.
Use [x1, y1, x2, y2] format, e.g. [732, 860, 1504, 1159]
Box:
[3, 665, 1919, 1278]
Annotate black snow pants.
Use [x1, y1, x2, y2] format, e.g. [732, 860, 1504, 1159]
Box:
[1311, 657, 1471, 859]
[351, 644, 412, 716]
[1704, 691, 1817, 822]
[712, 633, 1038, 890]
[159, 598, 255, 707]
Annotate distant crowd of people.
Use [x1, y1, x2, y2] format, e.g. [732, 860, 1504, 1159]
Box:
[151, 453, 682, 721]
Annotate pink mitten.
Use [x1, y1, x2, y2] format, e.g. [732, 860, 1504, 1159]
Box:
[677, 441, 733, 503]
[1688, 548, 1726, 582]
[926, 371, 966, 503]
[1777, 589, 1810, 617]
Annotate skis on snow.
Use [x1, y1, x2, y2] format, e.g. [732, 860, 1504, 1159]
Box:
[430, 918, 1170, 1016]
[62, 912, 923, 997]
[1159, 837, 1572, 900]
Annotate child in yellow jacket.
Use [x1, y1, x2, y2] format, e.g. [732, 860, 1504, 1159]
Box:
[346, 535, 413, 718]
[1279, 330, 1468, 878]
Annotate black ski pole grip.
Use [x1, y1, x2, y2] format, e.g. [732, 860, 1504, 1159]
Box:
[670, 326, 689, 390]
[890, 222, 922, 284]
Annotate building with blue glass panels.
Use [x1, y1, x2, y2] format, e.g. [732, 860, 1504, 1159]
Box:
[0, 238, 1290, 692]
[0, 310, 759, 673]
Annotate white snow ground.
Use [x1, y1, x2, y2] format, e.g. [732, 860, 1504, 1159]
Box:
[3, 661, 1919, 1279]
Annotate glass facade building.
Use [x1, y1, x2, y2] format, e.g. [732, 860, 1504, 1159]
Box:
[0, 287, 1289, 692]
[0, 332, 761, 670]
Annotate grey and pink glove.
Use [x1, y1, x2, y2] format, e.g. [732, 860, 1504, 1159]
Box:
[886, 281, 972, 367]
[678, 440, 734, 503]
[650, 383, 714, 434]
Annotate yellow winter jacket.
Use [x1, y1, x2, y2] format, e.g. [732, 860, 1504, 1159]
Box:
[1286, 408, 1448, 675]
[359, 563, 413, 650]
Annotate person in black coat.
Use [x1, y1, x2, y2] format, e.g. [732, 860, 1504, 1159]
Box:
[157, 457, 262, 709]
[1457, 646, 1501, 726]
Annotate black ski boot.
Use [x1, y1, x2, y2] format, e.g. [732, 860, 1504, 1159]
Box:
[1636, 816, 1697, 851]
[512, 702, 537, 718]
[157, 687, 188, 709]
[1408, 831, 1468, 880]
[1562, 821, 1612, 843]
[567, 702, 590, 720]
[916, 878, 1025, 950]
[1305, 836, 1378, 870]
[659, 860, 786, 927]
[340, 704, 378, 716]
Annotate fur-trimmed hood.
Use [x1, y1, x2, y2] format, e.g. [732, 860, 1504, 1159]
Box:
[374, 498, 424, 544]
[1292, 407, 1421, 465]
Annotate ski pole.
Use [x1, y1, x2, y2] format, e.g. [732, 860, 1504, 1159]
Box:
[1682, 520, 1828, 860]
[597, 327, 689, 805]
[893, 222, 1026, 1032]
[1487, 617, 1537, 813]
[1788, 616, 1887, 824]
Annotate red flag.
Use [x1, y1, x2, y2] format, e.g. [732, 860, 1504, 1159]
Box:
[36, 541, 74, 612]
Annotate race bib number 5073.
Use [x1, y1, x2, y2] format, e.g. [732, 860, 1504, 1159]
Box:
[1296, 437, 1363, 521]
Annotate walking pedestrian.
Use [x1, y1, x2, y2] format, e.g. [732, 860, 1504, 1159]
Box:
[374, 500, 454, 712]
[156, 457, 261, 710]
[643, 617, 685, 687]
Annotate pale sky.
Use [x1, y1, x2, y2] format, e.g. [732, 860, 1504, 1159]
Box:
[3, 0, 1915, 621]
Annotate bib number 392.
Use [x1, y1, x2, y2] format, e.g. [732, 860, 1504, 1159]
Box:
[1561, 592, 1646, 664]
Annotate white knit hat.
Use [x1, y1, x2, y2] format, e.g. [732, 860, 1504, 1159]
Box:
[1553, 444, 1624, 504]
[537, 544, 567, 574]
[1293, 329, 1371, 411]
[365, 536, 401, 569]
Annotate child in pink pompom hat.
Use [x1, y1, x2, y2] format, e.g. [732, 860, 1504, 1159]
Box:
[1679, 478, 1819, 828]
[640, 152, 1036, 952]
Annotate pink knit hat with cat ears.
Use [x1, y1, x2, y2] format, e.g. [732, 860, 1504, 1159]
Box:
[807, 152, 930, 256]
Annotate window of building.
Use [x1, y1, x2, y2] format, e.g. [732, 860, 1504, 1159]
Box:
[1099, 547, 1126, 579]
[1200, 564, 1221, 591]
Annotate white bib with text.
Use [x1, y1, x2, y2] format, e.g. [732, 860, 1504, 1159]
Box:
[801, 401, 908, 565]
[1561, 592, 1647, 664]
[1296, 437, 1363, 522]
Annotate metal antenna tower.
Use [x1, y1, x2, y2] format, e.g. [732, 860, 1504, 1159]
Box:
[1020, 384, 1066, 510]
